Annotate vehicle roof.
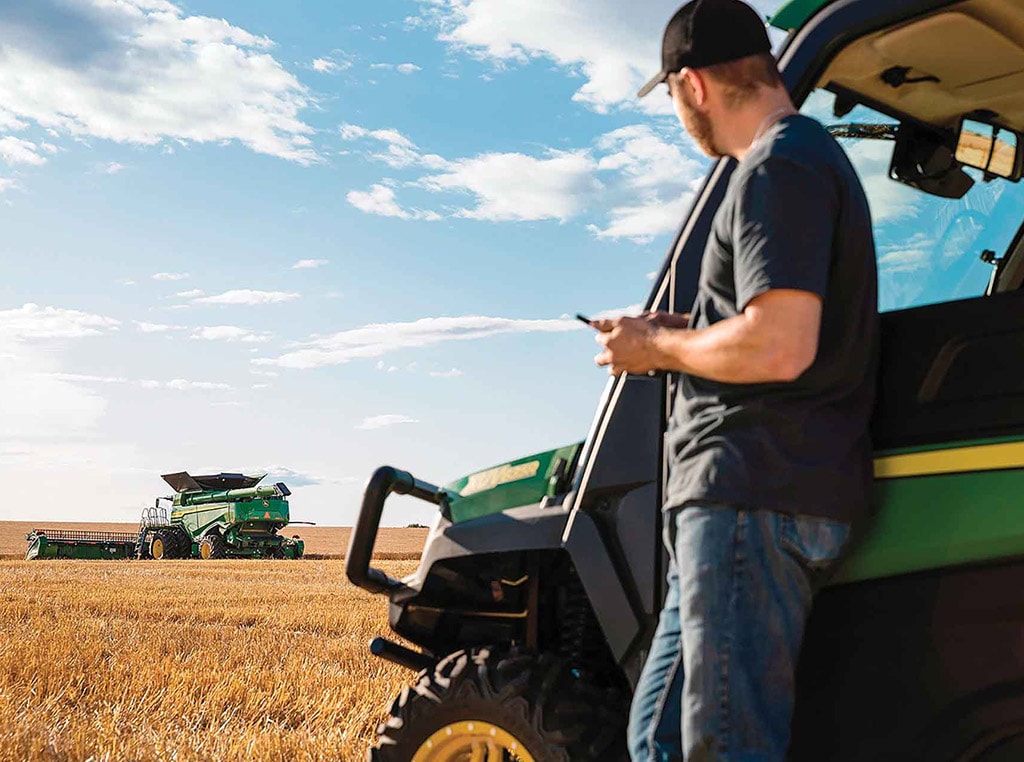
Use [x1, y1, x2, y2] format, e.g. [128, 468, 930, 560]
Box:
[770, 0, 835, 31]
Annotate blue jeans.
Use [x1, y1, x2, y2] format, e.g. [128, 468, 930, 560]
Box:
[627, 505, 850, 761]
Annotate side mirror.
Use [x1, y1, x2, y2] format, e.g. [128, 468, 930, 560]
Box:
[955, 117, 1022, 180]
[889, 122, 974, 199]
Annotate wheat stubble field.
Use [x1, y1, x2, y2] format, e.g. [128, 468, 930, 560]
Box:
[0, 525, 430, 762]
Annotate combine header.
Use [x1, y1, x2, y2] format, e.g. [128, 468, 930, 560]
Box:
[25, 471, 309, 560]
[25, 528, 141, 560]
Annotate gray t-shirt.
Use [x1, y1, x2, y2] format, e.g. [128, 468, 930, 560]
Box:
[665, 114, 878, 523]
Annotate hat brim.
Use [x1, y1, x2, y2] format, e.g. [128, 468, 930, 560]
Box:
[637, 71, 668, 99]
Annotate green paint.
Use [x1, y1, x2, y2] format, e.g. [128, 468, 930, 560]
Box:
[833, 466, 1024, 584]
[444, 443, 582, 523]
[24, 530, 137, 560]
[877, 433, 1024, 458]
[770, 0, 834, 31]
[437, 435, 1024, 586]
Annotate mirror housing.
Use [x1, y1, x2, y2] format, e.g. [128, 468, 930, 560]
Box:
[889, 122, 974, 199]
[955, 116, 1022, 181]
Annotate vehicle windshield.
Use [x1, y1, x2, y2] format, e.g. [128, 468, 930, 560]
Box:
[801, 89, 1024, 312]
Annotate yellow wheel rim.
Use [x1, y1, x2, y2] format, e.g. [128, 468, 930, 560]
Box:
[151, 538, 164, 559]
[199, 541, 211, 559]
[411, 720, 536, 762]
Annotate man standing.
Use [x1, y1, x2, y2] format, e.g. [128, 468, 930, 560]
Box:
[592, 0, 878, 758]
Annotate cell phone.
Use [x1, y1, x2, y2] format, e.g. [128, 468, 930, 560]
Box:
[575, 313, 594, 326]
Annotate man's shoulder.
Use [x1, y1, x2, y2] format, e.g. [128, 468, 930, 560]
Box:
[747, 115, 833, 165]
[733, 116, 845, 196]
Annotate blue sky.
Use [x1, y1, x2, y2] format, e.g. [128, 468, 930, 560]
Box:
[9, 0, 1012, 529]
[4, 0, 769, 526]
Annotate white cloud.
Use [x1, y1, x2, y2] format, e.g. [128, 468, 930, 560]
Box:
[291, 258, 328, 269]
[41, 373, 130, 385]
[347, 184, 441, 221]
[166, 379, 232, 391]
[152, 272, 190, 281]
[339, 123, 448, 170]
[878, 233, 934, 274]
[589, 197, 692, 243]
[0, 303, 120, 339]
[589, 125, 705, 242]
[312, 56, 349, 74]
[0, 136, 46, 166]
[419, 0, 783, 113]
[0, 177, 18, 193]
[590, 304, 644, 320]
[368, 62, 422, 75]
[356, 414, 419, 430]
[1, 342, 106, 438]
[191, 325, 272, 343]
[843, 139, 921, 225]
[247, 465, 357, 487]
[342, 120, 702, 240]
[175, 288, 205, 298]
[134, 321, 185, 333]
[0, 304, 120, 440]
[38, 372, 234, 392]
[101, 161, 125, 175]
[0, 0, 317, 163]
[193, 289, 300, 305]
[430, 368, 464, 378]
[421, 150, 600, 222]
[255, 314, 581, 369]
[340, 124, 415, 148]
[119, 279, 137, 286]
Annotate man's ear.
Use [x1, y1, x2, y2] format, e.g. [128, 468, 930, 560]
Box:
[683, 68, 708, 107]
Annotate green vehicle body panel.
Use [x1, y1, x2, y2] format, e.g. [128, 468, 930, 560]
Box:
[444, 443, 583, 523]
[770, 0, 835, 31]
[442, 435, 1024, 586]
[834, 435, 1024, 584]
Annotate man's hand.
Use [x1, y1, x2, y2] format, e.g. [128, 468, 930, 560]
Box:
[640, 311, 690, 329]
[599, 290, 822, 384]
[593, 316, 668, 376]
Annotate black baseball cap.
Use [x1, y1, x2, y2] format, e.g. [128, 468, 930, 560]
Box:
[637, 0, 772, 98]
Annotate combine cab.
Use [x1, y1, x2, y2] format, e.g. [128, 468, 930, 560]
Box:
[24, 471, 308, 560]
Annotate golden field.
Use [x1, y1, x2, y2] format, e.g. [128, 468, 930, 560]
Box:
[0, 538, 430, 761]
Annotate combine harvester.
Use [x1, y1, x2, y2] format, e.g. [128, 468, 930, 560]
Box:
[25, 472, 308, 560]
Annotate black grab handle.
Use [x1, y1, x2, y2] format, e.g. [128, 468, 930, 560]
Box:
[346, 466, 448, 595]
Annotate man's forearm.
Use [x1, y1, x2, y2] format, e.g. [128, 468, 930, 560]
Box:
[651, 312, 811, 384]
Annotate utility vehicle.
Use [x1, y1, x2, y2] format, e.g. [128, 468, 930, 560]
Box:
[348, 0, 1024, 758]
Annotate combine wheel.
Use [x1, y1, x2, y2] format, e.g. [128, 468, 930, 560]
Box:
[171, 528, 192, 558]
[149, 531, 172, 560]
[198, 534, 227, 560]
[370, 647, 628, 762]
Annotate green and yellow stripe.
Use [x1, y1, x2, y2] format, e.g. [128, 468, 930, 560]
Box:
[874, 439, 1024, 480]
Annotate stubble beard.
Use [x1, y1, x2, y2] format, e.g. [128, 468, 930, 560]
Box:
[679, 93, 723, 159]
